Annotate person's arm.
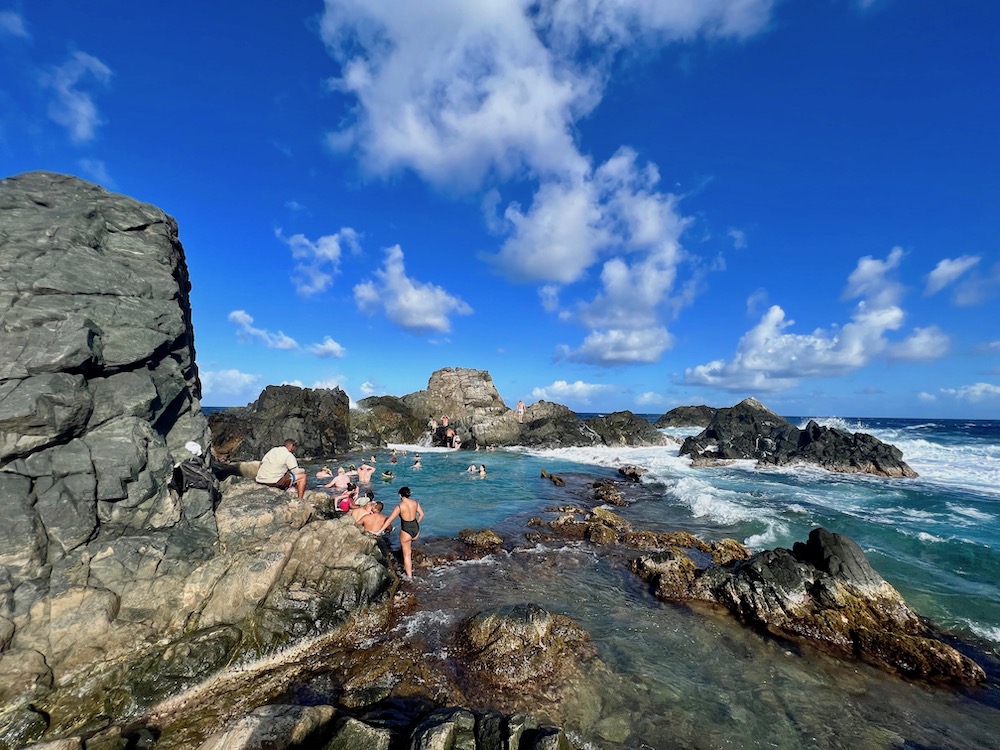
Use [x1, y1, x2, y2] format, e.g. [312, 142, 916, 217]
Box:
[416, 503, 425, 523]
[378, 504, 401, 533]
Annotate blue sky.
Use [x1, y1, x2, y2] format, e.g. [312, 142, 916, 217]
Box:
[2, 1, 999, 418]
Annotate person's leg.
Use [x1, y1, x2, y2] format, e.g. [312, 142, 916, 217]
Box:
[400, 532, 413, 578]
[292, 468, 306, 498]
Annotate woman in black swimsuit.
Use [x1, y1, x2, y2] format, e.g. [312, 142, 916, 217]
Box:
[378, 486, 425, 581]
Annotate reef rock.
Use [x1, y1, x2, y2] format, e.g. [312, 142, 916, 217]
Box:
[633, 527, 984, 685]
[679, 397, 917, 478]
[518, 401, 601, 448]
[654, 404, 716, 428]
[452, 603, 598, 710]
[351, 395, 424, 448]
[208, 384, 350, 462]
[402, 367, 521, 448]
[586, 411, 667, 446]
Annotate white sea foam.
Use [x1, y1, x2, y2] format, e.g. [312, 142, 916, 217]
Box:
[796, 416, 871, 432]
[916, 531, 946, 543]
[945, 503, 996, 524]
[394, 608, 454, 638]
[960, 619, 1000, 649]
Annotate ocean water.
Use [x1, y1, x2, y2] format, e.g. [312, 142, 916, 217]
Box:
[294, 417, 1000, 748]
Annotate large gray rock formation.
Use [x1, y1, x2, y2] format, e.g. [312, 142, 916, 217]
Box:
[585, 410, 668, 446]
[351, 395, 424, 448]
[401, 367, 522, 447]
[0, 173, 395, 748]
[208, 384, 350, 462]
[679, 397, 917, 478]
[0, 170, 215, 688]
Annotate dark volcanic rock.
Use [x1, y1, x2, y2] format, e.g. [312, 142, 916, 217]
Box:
[208, 384, 349, 462]
[654, 405, 716, 428]
[519, 401, 601, 448]
[679, 397, 917, 478]
[0, 171, 214, 675]
[351, 395, 423, 448]
[585, 411, 668, 446]
[633, 527, 984, 685]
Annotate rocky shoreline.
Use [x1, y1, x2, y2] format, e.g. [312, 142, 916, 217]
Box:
[0, 172, 968, 749]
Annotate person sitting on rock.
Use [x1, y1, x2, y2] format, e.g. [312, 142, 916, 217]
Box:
[360, 501, 390, 535]
[348, 492, 375, 523]
[255, 439, 306, 499]
[336, 482, 360, 512]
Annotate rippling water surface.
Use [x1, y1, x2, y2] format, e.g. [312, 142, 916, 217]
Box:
[300, 417, 1000, 748]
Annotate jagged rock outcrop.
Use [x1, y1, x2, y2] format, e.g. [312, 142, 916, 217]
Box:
[208, 384, 350, 462]
[585, 411, 668, 446]
[518, 401, 601, 448]
[632, 527, 984, 685]
[654, 404, 716, 428]
[351, 395, 424, 448]
[401, 367, 521, 447]
[679, 397, 917, 477]
[0, 479, 393, 746]
[196, 702, 573, 750]
[0, 171, 218, 728]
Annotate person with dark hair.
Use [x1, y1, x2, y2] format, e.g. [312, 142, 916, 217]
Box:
[360, 501, 389, 535]
[255, 439, 306, 499]
[378, 486, 424, 580]
[336, 482, 359, 512]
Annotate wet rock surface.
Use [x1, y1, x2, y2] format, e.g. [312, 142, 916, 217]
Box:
[679, 397, 918, 477]
[654, 404, 717, 428]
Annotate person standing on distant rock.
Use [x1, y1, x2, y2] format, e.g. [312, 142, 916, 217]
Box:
[379, 486, 424, 580]
[516, 400, 526, 423]
[255, 439, 306, 499]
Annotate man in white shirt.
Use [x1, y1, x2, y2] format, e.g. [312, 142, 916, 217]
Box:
[255, 439, 306, 499]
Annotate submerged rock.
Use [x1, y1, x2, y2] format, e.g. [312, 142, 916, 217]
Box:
[452, 603, 597, 707]
[679, 397, 917, 478]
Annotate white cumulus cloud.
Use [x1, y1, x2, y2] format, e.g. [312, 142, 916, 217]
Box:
[228, 310, 299, 350]
[530, 379, 616, 405]
[941, 383, 1000, 402]
[354, 245, 472, 333]
[44, 51, 112, 143]
[684, 248, 908, 391]
[925, 255, 980, 296]
[319, 0, 778, 366]
[889, 326, 949, 362]
[201, 369, 261, 399]
[276, 227, 360, 296]
[636, 391, 665, 406]
[308, 336, 347, 358]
